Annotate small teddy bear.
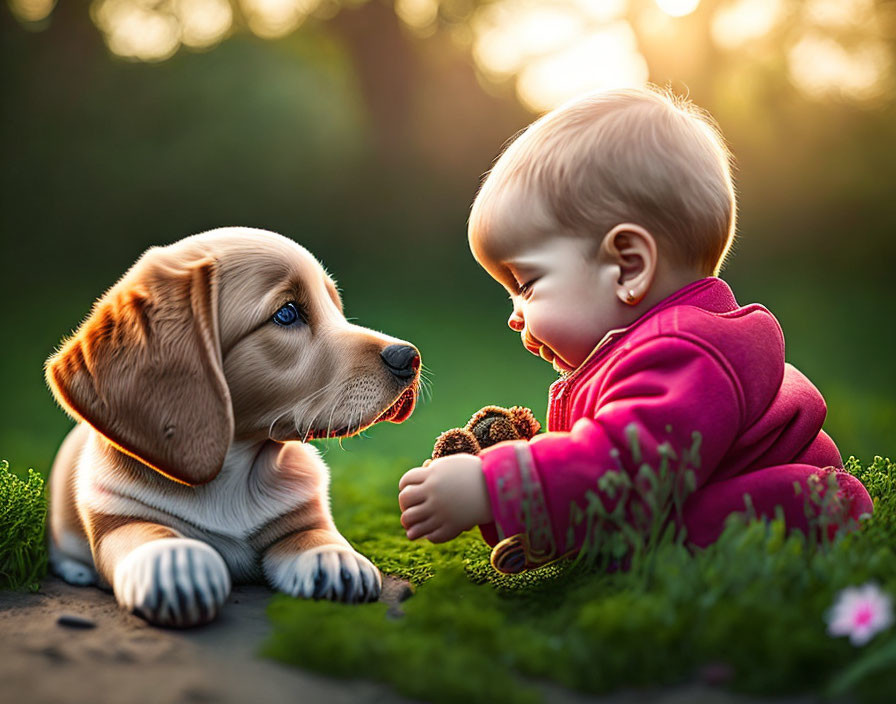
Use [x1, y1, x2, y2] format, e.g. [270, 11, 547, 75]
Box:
[429, 405, 561, 575]
[430, 405, 541, 460]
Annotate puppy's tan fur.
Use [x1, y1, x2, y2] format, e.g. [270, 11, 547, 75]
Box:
[45, 228, 419, 627]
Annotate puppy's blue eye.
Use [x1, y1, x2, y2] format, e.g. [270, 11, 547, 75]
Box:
[272, 302, 304, 327]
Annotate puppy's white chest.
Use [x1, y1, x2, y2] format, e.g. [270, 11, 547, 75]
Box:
[186, 458, 305, 537]
[80, 438, 324, 540]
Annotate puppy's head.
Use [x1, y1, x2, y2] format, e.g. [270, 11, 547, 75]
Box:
[45, 227, 420, 486]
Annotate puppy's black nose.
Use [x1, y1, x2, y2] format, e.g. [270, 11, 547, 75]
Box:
[381, 345, 419, 379]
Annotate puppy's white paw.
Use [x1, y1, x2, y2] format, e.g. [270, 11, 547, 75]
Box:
[267, 546, 382, 603]
[113, 538, 231, 628]
[51, 555, 98, 586]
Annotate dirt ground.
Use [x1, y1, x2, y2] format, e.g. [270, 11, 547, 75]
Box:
[0, 576, 826, 704]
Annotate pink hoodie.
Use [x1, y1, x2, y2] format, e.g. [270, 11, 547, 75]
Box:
[478, 277, 873, 563]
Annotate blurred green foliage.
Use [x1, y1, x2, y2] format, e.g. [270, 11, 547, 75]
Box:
[1, 3, 894, 478]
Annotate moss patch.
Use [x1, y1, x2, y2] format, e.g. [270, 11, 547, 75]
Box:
[0, 459, 48, 591]
[263, 454, 896, 703]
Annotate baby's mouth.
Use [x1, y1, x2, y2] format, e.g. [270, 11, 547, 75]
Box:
[524, 336, 557, 363]
[538, 344, 575, 373]
[523, 333, 573, 372]
[522, 332, 542, 357]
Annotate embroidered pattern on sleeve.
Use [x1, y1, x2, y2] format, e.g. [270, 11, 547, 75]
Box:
[489, 444, 559, 572]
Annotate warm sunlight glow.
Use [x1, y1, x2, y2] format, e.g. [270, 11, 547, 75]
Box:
[176, 0, 232, 48]
[471, 1, 645, 112]
[8, 0, 56, 23]
[804, 0, 875, 29]
[572, 0, 627, 23]
[395, 0, 439, 33]
[654, 0, 699, 19]
[470, 0, 643, 113]
[91, 0, 234, 59]
[711, 0, 784, 50]
[241, 0, 321, 39]
[92, 0, 180, 62]
[516, 21, 648, 112]
[788, 33, 890, 101]
[473, 2, 585, 80]
[67, 0, 896, 106]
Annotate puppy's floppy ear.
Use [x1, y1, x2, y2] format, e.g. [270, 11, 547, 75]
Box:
[45, 247, 233, 486]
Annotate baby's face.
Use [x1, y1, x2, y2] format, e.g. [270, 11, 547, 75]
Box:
[470, 186, 628, 372]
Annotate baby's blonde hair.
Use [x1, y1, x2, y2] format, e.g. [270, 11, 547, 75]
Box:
[469, 85, 737, 276]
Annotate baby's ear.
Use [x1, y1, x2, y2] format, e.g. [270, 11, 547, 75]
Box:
[601, 223, 658, 305]
[45, 248, 233, 486]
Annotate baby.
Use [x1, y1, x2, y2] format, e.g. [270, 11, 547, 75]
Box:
[398, 86, 872, 566]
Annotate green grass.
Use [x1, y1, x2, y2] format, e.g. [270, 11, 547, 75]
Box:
[262, 451, 896, 703]
[0, 459, 48, 591]
[3, 441, 893, 701]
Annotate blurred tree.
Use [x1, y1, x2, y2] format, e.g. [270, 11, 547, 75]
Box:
[330, 0, 418, 160]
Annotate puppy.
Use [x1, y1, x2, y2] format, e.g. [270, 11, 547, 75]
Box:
[45, 227, 420, 627]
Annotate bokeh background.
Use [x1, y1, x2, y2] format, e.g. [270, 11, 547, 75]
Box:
[2, 0, 894, 479]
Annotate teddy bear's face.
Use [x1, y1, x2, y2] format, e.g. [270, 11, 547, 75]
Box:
[431, 406, 540, 459]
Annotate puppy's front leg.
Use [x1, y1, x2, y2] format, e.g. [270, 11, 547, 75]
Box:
[94, 519, 231, 627]
[262, 529, 382, 603]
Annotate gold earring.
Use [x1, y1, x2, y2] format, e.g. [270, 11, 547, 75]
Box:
[625, 289, 636, 304]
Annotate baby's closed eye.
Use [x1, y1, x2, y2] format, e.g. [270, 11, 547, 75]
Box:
[517, 277, 540, 296]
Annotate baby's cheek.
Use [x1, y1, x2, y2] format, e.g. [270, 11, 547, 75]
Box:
[525, 302, 560, 341]
[531, 312, 592, 363]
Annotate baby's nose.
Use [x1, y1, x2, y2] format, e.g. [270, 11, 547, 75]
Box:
[507, 309, 524, 332]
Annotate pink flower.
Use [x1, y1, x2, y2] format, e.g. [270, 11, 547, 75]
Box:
[826, 582, 894, 646]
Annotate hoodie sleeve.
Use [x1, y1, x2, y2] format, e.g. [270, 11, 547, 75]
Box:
[476, 335, 743, 558]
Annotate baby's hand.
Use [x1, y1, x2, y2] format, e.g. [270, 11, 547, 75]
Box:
[398, 454, 492, 543]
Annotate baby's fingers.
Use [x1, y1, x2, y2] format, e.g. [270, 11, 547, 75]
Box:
[405, 516, 441, 541]
[400, 504, 431, 531]
[398, 484, 426, 511]
[398, 466, 429, 492]
[424, 525, 461, 544]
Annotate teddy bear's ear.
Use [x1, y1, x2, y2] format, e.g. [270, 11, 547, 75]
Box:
[432, 428, 481, 458]
[508, 406, 541, 440]
[464, 405, 508, 431]
[465, 405, 524, 450]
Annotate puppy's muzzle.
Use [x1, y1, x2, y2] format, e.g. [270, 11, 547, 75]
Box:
[381, 344, 420, 380]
